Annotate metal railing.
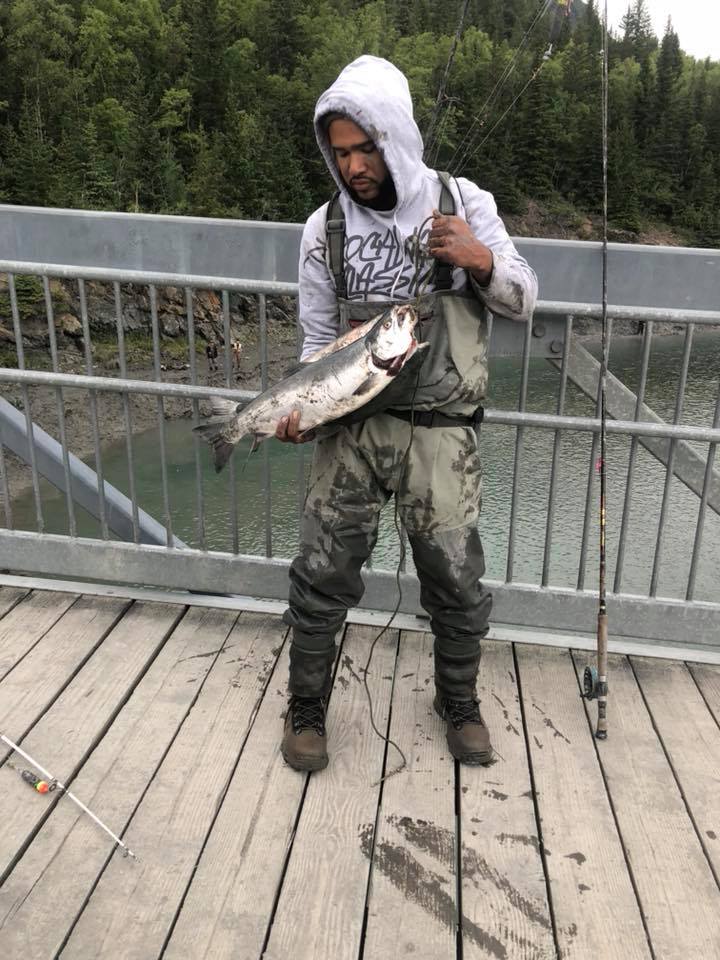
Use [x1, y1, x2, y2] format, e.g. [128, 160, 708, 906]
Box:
[1, 244, 720, 650]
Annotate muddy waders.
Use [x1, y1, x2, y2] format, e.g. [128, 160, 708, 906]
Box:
[283, 173, 496, 770]
[281, 411, 493, 769]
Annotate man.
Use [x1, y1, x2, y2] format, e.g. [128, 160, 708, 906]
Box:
[205, 338, 219, 373]
[276, 55, 537, 772]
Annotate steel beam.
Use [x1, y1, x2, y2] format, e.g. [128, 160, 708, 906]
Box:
[555, 340, 720, 516]
[0, 398, 185, 547]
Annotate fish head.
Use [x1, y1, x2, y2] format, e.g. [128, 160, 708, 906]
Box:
[368, 304, 425, 376]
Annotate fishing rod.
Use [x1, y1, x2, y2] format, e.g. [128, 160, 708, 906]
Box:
[581, 0, 610, 739]
[1, 732, 139, 859]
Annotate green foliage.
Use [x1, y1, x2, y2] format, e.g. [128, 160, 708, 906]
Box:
[0, 0, 718, 244]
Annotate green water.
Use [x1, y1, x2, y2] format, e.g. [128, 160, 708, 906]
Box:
[10, 332, 720, 604]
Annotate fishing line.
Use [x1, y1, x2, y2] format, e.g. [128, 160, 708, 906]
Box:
[448, 0, 556, 173]
[360, 219, 438, 785]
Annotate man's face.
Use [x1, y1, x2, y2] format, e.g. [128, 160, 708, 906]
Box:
[328, 118, 389, 203]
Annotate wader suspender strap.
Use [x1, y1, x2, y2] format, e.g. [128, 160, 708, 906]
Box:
[326, 191, 347, 299]
[434, 171, 455, 291]
[325, 172, 456, 297]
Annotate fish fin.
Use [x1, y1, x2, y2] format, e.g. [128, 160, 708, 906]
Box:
[352, 375, 378, 396]
[193, 416, 240, 473]
[207, 397, 240, 418]
[250, 435, 263, 453]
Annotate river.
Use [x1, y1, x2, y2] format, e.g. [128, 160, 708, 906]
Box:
[10, 331, 720, 604]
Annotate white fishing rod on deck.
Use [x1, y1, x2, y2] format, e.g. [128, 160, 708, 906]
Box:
[1, 732, 138, 859]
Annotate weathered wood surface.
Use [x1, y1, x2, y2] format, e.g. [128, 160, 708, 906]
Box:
[0, 589, 78, 680]
[0, 601, 183, 881]
[687, 661, 720, 726]
[630, 657, 720, 884]
[1, 594, 719, 960]
[163, 630, 298, 960]
[0, 595, 129, 751]
[61, 612, 283, 960]
[516, 644, 652, 959]
[0, 606, 237, 959]
[574, 651, 720, 959]
[264, 624, 398, 960]
[0, 586, 30, 621]
[362, 628, 456, 960]
[460, 640, 555, 960]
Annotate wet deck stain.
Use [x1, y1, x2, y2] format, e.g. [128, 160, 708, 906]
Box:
[565, 851, 586, 865]
[533, 736, 544, 750]
[358, 816, 560, 959]
[492, 692, 506, 709]
[531, 702, 546, 715]
[707, 830, 717, 840]
[342, 653, 362, 683]
[484, 788, 509, 801]
[496, 833, 540, 852]
[543, 717, 571, 743]
[578, 883, 591, 893]
[336, 675, 349, 691]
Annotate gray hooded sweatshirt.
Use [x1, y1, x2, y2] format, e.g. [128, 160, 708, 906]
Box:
[298, 55, 538, 365]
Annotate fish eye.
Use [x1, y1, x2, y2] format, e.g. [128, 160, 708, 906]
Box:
[383, 320, 391, 329]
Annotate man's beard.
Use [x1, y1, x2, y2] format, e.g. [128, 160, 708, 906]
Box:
[348, 175, 397, 211]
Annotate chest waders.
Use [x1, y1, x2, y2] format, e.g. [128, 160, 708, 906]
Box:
[282, 172, 493, 723]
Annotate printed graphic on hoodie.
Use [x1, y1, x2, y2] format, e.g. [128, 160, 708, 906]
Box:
[305, 224, 435, 299]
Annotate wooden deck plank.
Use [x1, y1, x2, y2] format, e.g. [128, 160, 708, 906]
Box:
[630, 656, 720, 883]
[0, 590, 78, 680]
[460, 640, 556, 960]
[263, 623, 398, 960]
[516, 644, 652, 959]
[163, 634, 303, 960]
[61, 612, 285, 960]
[0, 606, 240, 960]
[688, 662, 720, 725]
[0, 601, 184, 881]
[362, 628, 457, 960]
[0, 596, 129, 750]
[0, 586, 30, 620]
[573, 651, 720, 958]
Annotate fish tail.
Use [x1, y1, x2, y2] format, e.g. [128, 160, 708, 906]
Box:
[193, 417, 241, 473]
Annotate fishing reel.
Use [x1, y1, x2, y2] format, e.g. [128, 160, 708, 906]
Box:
[582, 665, 599, 700]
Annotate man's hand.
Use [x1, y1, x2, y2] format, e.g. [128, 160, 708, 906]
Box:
[275, 409, 315, 444]
[428, 209, 494, 285]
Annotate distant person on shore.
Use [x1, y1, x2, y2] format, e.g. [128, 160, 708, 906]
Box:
[205, 339, 219, 373]
[232, 340, 243, 371]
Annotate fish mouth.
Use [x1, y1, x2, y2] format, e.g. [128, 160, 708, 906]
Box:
[373, 336, 422, 376]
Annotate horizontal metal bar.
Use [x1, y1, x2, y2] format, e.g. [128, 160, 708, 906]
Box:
[3, 531, 719, 648]
[0, 367, 256, 404]
[2, 369, 719, 443]
[0, 259, 298, 296]
[486, 410, 720, 443]
[3, 259, 718, 324]
[536, 301, 720, 325]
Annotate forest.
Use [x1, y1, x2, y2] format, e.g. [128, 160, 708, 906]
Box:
[1, 0, 719, 245]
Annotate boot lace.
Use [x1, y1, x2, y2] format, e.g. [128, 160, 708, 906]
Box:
[444, 698, 482, 729]
[291, 696, 326, 735]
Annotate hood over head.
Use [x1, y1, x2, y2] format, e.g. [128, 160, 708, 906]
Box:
[314, 56, 427, 211]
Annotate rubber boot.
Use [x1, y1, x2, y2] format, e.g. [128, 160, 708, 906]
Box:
[434, 639, 493, 765]
[281, 642, 335, 771]
[282, 696, 329, 771]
